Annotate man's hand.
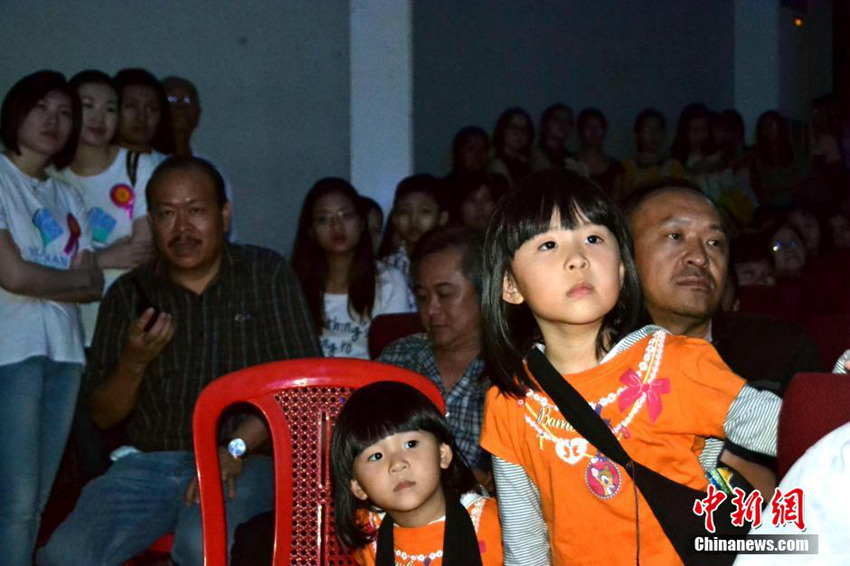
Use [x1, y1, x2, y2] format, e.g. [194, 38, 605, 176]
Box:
[184, 447, 244, 505]
[123, 308, 175, 368]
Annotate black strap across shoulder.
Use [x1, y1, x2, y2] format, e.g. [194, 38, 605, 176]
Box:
[526, 347, 746, 566]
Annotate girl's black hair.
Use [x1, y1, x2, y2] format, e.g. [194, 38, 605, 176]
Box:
[0, 70, 81, 170]
[481, 169, 643, 397]
[671, 103, 716, 164]
[70, 69, 116, 91]
[633, 107, 665, 133]
[291, 177, 377, 332]
[331, 381, 478, 550]
[755, 110, 795, 168]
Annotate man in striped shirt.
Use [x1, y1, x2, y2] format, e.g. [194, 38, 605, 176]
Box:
[40, 156, 320, 566]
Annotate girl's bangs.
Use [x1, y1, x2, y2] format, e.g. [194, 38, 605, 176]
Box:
[501, 177, 619, 257]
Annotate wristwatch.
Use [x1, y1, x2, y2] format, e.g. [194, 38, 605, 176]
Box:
[227, 437, 247, 460]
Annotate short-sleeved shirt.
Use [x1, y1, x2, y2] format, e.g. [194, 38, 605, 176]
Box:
[0, 154, 93, 365]
[352, 492, 502, 566]
[320, 262, 413, 359]
[379, 333, 490, 470]
[84, 243, 321, 452]
[52, 148, 160, 345]
[481, 330, 745, 566]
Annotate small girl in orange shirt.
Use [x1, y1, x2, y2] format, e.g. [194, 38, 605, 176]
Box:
[478, 170, 779, 565]
[331, 381, 502, 566]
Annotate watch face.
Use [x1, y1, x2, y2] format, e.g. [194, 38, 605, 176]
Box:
[228, 437, 247, 458]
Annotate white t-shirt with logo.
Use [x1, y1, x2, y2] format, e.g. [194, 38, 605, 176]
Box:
[52, 148, 159, 344]
[320, 262, 414, 359]
[0, 154, 94, 365]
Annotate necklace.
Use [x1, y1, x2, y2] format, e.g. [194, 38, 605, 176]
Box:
[522, 331, 667, 462]
[394, 548, 443, 564]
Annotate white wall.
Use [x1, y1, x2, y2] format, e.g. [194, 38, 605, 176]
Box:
[412, 0, 736, 175]
[0, 0, 350, 255]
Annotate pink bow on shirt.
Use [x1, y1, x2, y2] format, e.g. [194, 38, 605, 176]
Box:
[617, 368, 671, 423]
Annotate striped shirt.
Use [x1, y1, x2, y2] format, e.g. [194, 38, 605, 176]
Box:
[84, 243, 321, 452]
[378, 333, 490, 469]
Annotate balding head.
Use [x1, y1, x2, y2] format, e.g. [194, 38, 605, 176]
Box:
[628, 184, 729, 338]
[162, 76, 201, 136]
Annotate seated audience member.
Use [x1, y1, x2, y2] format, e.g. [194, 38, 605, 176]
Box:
[0, 70, 103, 566]
[38, 157, 321, 566]
[380, 174, 448, 280]
[361, 196, 384, 256]
[619, 108, 685, 202]
[808, 94, 846, 208]
[488, 106, 534, 187]
[751, 110, 810, 209]
[447, 172, 507, 231]
[829, 211, 850, 248]
[627, 180, 822, 396]
[564, 107, 624, 196]
[446, 125, 490, 181]
[769, 224, 806, 279]
[162, 75, 237, 239]
[378, 227, 492, 486]
[530, 103, 573, 172]
[113, 68, 172, 160]
[53, 70, 158, 346]
[292, 178, 412, 359]
[673, 103, 757, 225]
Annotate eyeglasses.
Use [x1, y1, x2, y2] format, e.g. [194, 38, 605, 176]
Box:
[771, 240, 800, 253]
[167, 94, 195, 107]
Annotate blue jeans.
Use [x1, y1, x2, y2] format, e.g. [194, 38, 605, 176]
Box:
[0, 356, 82, 566]
[37, 451, 274, 566]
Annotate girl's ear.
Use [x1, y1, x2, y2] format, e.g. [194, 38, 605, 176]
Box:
[439, 443, 453, 470]
[619, 262, 626, 289]
[350, 478, 370, 501]
[502, 272, 525, 305]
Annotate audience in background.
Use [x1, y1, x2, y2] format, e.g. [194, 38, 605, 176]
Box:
[446, 125, 490, 182]
[530, 102, 573, 171]
[565, 107, 624, 196]
[488, 106, 534, 186]
[446, 172, 507, 231]
[0, 70, 103, 566]
[360, 196, 384, 256]
[751, 110, 809, 209]
[113, 68, 172, 159]
[619, 107, 686, 200]
[380, 173, 448, 281]
[53, 70, 158, 345]
[379, 227, 492, 487]
[292, 178, 412, 358]
[38, 156, 320, 566]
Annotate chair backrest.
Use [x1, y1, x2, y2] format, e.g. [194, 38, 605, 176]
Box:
[367, 313, 425, 359]
[777, 372, 850, 480]
[192, 358, 446, 566]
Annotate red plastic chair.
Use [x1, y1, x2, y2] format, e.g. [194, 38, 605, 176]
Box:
[367, 313, 425, 359]
[777, 372, 850, 480]
[192, 358, 445, 566]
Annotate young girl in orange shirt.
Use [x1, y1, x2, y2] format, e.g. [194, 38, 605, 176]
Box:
[332, 381, 502, 566]
[479, 170, 779, 565]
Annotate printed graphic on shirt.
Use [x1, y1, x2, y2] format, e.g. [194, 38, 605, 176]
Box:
[32, 208, 63, 247]
[586, 455, 621, 499]
[321, 314, 366, 357]
[110, 183, 135, 219]
[65, 213, 81, 255]
[87, 207, 117, 244]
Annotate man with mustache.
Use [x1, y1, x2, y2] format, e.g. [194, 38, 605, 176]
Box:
[39, 156, 320, 566]
[627, 180, 822, 395]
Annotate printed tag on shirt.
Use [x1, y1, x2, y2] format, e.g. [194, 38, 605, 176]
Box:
[87, 207, 117, 244]
[32, 208, 63, 246]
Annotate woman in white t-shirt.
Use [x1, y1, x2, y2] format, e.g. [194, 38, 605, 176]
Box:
[291, 178, 413, 358]
[0, 70, 103, 566]
[52, 70, 158, 345]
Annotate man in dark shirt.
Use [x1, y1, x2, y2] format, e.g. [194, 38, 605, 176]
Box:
[39, 157, 320, 566]
[626, 181, 822, 396]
